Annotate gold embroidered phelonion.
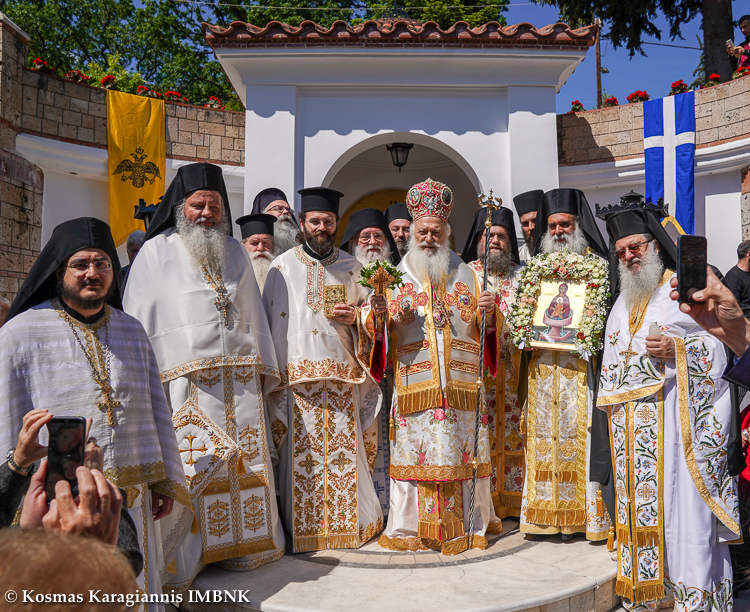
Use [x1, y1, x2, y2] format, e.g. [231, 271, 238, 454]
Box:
[508, 251, 610, 356]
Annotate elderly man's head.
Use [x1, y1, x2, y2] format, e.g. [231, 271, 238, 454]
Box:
[243, 232, 277, 289]
[126, 230, 146, 264]
[616, 233, 665, 308]
[174, 189, 230, 272]
[407, 216, 453, 285]
[540, 213, 588, 255]
[55, 247, 115, 315]
[262, 199, 300, 253]
[351, 226, 391, 265]
[477, 225, 513, 274]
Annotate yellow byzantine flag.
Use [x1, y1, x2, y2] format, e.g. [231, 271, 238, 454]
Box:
[107, 90, 165, 246]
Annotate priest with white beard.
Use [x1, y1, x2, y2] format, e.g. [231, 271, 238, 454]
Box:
[235, 213, 278, 291]
[460, 206, 524, 518]
[595, 204, 739, 611]
[519, 188, 612, 541]
[0, 217, 190, 606]
[124, 163, 285, 591]
[367, 178, 502, 554]
[340, 207, 400, 267]
[263, 187, 384, 552]
[250, 187, 301, 254]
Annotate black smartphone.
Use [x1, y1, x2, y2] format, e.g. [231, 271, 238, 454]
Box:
[677, 235, 708, 304]
[45, 416, 87, 502]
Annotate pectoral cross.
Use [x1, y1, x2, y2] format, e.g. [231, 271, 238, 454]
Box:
[619, 342, 637, 369]
[368, 266, 394, 296]
[214, 290, 232, 328]
[97, 385, 121, 427]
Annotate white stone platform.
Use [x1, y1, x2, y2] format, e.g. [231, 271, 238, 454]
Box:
[182, 519, 622, 612]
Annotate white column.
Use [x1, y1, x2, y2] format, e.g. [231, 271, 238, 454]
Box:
[244, 85, 297, 213]
[506, 86, 560, 196]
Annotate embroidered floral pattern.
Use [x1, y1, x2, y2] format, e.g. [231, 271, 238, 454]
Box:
[286, 359, 364, 385]
[388, 283, 428, 325]
[294, 245, 340, 313]
[444, 282, 477, 323]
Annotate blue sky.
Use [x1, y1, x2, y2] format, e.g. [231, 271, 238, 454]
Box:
[502, 2, 745, 114]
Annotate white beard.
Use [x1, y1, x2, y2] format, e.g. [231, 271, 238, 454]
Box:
[174, 206, 230, 273]
[618, 243, 665, 310]
[250, 251, 274, 289]
[354, 243, 392, 266]
[273, 214, 302, 253]
[541, 224, 589, 256]
[407, 233, 455, 286]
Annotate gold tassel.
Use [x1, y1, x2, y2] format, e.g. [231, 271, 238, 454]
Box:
[607, 526, 615, 552]
[635, 527, 660, 547]
[389, 413, 395, 441]
[236, 454, 247, 475]
[191, 513, 200, 533]
[201, 536, 276, 565]
[617, 526, 630, 545]
[397, 386, 442, 415]
[596, 489, 604, 517]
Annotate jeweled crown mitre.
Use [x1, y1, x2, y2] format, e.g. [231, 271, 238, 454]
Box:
[406, 178, 453, 222]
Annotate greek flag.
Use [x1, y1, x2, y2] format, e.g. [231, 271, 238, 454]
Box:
[643, 91, 696, 234]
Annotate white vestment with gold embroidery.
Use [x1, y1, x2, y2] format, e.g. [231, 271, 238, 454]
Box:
[469, 260, 525, 518]
[124, 229, 285, 591]
[598, 274, 738, 611]
[373, 250, 501, 554]
[263, 245, 383, 552]
[0, 301, 191, 607]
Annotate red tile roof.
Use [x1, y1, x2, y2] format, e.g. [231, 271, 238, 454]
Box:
[202, 19, 598, 49]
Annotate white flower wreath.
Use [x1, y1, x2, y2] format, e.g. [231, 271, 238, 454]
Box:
[508, 251, 610, 357]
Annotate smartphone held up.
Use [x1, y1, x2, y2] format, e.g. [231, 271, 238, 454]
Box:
[45, 416, 86, 502]
[677, 235, 707, 304]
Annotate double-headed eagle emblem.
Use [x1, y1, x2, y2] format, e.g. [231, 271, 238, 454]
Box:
[112, 146, 162, 188]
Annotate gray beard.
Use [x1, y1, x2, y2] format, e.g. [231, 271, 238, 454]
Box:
[174, 205, 230, 273]
[354, 243, 392, 266]
[274, 215, 302, 253]
[476, 243, 512, 275]
[618, 244, 665, 310]
[541, 225, 588, 255]
[407, 233, 455, 287]
[250, 251, 274, 289]
[394, 238, 408, 257]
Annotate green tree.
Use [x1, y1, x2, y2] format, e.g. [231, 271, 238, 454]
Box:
[533, 0, 735, 82]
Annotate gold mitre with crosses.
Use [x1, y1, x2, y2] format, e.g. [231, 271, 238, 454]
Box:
[406, 178, 454, 222]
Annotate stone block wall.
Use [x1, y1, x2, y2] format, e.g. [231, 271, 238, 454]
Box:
[0, 15, 43, 303]
[558, 75, 750, 166]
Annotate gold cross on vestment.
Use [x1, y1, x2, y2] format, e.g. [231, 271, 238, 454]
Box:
[620, 343, 637, 369]
[368, 266, 394, 296]
[180, 434, 208, 466]
[331, 451, 353, 473]
[97, 386, 121, 427]
[298, 453, 320, 475]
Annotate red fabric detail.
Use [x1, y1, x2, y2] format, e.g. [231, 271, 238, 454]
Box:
[741, 404, 750, 482]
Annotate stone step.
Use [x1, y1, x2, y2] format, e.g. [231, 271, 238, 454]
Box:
[180, 520, 620, 612]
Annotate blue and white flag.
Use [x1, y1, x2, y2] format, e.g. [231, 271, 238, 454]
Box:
[643, 91, 696, 234]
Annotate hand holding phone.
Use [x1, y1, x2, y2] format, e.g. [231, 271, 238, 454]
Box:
[45, 416, 86, 502]
[677, 235, 708, 304]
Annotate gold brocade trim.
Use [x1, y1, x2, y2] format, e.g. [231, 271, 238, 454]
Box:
[417, 481, 464, 541]
[497, 493, 522, 510]
[397, 340, 430, 356]
[217, 546, 285, 571]
[448, 360, 479, 375]
[166, 580, 193, 595]
[586, 528, 610, 542]
[389, 462, 492, 480]
[201, 535, 276, 565]
[399, 361, 433, 377]
[524, 508, 586, 526]
[486, 520, 503, 535]
[149, 478, 193, 511]
[293, 535, 361, 553]
[597, 382, 665, 407]
[377, 534, 430, 551]
[674, 339, 741, 536]
[451, 339, 480, 355]
[520, 523, 585, 535]
[201, 474, 267, 496]
[396, 386, 442, 415]
[616, 581, 665, 604]
[160, 355, 274, 383]
[445, 380, 479, 412]
[102, 461, 166, 488]
[286, 359, 365, 385]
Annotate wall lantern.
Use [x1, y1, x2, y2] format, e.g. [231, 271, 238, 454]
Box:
[387, 143, 414, 173]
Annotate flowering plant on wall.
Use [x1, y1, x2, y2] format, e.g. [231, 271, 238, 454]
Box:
[100, 75, 117, 90]
[205, 96, 225, 110]
[164, 90, 188, 103]
[669, 80, 689, 95]
[136, 85, 161, 98]
[569, 100, 585, 113]
[734, 67, 750, 80]
[64, 70, 90, 84]
[32, 59, 55, 74]
[626, 90, 650, 103]
[603, 95, 618, 107]
[701, 73, 721, 88]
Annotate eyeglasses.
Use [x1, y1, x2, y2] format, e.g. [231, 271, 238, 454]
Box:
[358, 232, 386, 245]
[304, 218, 336, 230]
[266, 204, 292, 215]
[67, 260, 112, 274]
[615, 239, 653, 260]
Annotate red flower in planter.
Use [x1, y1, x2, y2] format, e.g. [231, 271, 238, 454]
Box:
[626, 90, 649, 103]
[569, 100, 584, 113]
[164, 90, 183, 101]
[669, 80, 688, 95]
[33, 58, 55, 74]
[205, 95, 225, 110]
[603, 95, 619, 107]
[733, 67, 750, 80]
[100, 75, 117, 90]
[64, 70, 89, 84]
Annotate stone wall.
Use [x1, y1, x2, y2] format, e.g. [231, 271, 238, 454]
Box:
[0, 15, 43, 303]
[558, 76, 750, 166]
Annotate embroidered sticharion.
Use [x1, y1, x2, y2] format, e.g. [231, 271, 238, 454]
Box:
[451, 339, 480, 354]
[397, 340, 430, 356]
[389, 462, 491, 481]
[160, 355, 273, 383]
[449, 360, 479, 375]
[399, 361, 432, 377]
[294, 244, 340, 313]
[102, 461, 166, 488]
[286, 359, 365, 385]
